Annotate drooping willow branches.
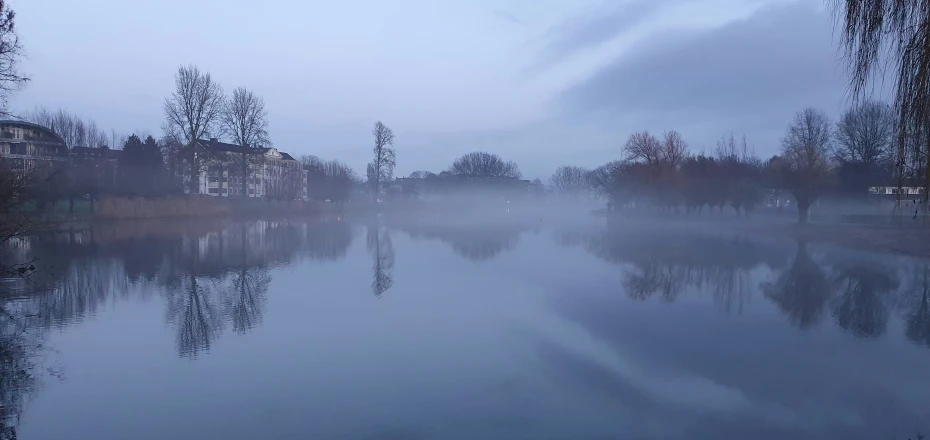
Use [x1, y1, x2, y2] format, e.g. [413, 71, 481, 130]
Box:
[834, 0, 930, 209]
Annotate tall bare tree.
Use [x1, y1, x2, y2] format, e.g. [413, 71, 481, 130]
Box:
[0, 1, 25, 115]
[833, 1, 930, 209]
[221, 87, 269, 197]
[163, 65, 224, 194]
[780, 108, 834, 224]
[370, 121, 395, 200]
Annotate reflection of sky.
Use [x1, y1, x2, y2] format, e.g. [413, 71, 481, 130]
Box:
[13, 223, 930, 439]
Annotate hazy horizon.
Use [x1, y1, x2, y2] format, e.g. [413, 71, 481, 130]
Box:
[11, 0, 873, 179]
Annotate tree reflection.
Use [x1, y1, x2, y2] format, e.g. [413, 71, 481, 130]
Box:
[367, 221, 395, 297]
[222, 225, 270, 335]
[762, 241, 833, 330]
[0, 306, 43, 440]
[166, 273, 223, 358]
[585, 229, 781, 313]
[903, 264, 930, 348]
[829, 260, 898, 338]
[394, 218, 523, 262]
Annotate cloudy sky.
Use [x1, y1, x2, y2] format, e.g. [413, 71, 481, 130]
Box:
[13, 0, 857, 179]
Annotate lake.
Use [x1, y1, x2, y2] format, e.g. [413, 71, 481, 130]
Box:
[1, 214, 929, 440]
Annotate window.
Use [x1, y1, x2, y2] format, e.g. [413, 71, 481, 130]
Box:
[248, 189, 254, 194]
[209, 177, 218, 183]
[208, 188, 219, 194]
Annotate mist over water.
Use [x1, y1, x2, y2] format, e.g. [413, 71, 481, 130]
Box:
[1, 213, 929, 439]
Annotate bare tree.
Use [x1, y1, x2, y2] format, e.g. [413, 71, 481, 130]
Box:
[780, 108, 834, 224]
[662, 130, 688, 170]
[369, 121, 395, 200]
[835, 101, 894, 165]
[623, 131, 663, 168]
[163, 65, 225, 194]
[833, 1, 930, 208]
[322, 159, 357, 203]
[0, 1, 26, 115]
[222, 87, 269, 148]
[549, 165, 589, 196]
[448, 151, 522, 179]
[25, 107, 108, 149]
[221, 87, 269, 198]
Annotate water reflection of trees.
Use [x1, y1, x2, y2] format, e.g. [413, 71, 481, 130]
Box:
[584, 230, 787, 314]
[394, 219, 525, 262]
[367, 220, 394, 297]
[901, 263, 930, 348]
[0, 219, 353, 358]
[828, 257, 899, 338]
[0, 307, 42, 440]
[571, 225, 930, 349]
[762, 242, 833, 330]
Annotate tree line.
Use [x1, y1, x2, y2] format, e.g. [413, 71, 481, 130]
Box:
[549, 103, 905, 223]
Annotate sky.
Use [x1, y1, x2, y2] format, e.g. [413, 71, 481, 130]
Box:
[11, 0, 864, 179]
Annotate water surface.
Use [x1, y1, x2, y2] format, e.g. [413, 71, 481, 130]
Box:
[2, 216, 929, 439]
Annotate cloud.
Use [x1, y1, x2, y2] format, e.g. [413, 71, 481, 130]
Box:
[556, 1, 848, 155]
[531, 0, 668, 71]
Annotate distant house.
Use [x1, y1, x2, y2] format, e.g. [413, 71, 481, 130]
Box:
[0, 120, 68, 176]
[189, 138, 308, 200]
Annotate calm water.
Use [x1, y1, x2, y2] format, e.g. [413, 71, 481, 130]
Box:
[1, 215, 929, 440]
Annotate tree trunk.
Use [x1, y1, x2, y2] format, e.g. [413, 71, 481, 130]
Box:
[798, 205, 809, 224]
[69, 196, 74, 214]
[189, 145, 199, 195]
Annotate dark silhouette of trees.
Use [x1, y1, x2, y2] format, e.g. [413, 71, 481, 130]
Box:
[301, 155, 358, 203]
[763, 241, 833, 329]
[369, 121, 395, 201]
[221, 86, 269, 198]
[834, 101, 894, 195]
[779, 108, 834, 223]
[715, 133, 764, 215]
[163, 65, 225, 194]
[448, 151, 521, 179]
[301, 155, 326, 200]
[0, 0, 26, 115]
[549, 165, 589, 197]
[118, 134, 170, 197]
